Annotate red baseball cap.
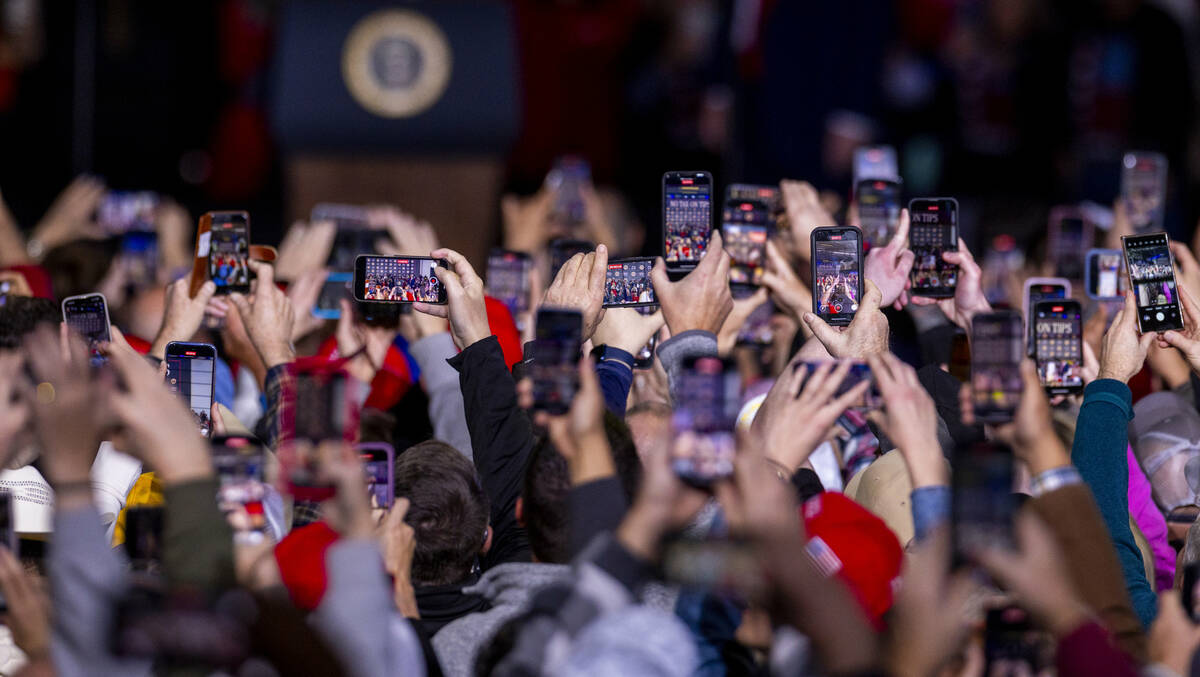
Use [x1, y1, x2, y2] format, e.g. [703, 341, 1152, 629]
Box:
[801, 491, 903, 627]
[274, 521, 339, 610]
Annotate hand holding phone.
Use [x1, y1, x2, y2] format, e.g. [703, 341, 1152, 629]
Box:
[192, 212, 252, 296]
[1032, 300, 1084, 395]
[1022, 278, 1070, 355]
[855, 178, 902, 248]
[1085, 249, 1127, 300]
[530, 309, 583, 414]
[810, 226, 864, 326]
[971, 311, 1024, 423]
[663, 171, 714, 273]
[671, 356, 739, 485]
[908, 198, 958, 298]
[602, 258, 657, 307]
[721, 199, 770, 296]
[354, 255, 448, 304]
[164, 342, 217, 438]
[1122, 232, 1183, 333]
[62, 293, 112, 367]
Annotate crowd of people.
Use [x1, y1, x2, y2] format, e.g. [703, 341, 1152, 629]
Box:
[0, 149, 1199, 677]
[604, 275, 654, 306]
[664, 222, 710, 264]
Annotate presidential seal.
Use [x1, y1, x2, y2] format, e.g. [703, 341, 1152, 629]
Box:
[341, 9, 452, 119]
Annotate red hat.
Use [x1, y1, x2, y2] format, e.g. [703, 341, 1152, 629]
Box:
[801, 491, 903, 627]
[274, 521, 339, 610]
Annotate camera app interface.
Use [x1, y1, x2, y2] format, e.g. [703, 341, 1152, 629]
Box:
[1126, 233, 1182, 332]
[813, 232, 860, 321]
[166, 349, 215, 438]
[604, 259, 656, 306]
[362, 257, 442, 302]
[208, 218, 250, 293]
[1034, 304, 1083, 391]
[910, 201, 958, 293]
[665, 175, 712, 265]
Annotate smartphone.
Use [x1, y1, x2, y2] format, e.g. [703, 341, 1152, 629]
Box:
[357, 442, 395, 510]
[1085, 249, 1128, 300]
[61, 293, 112, 367]
[603, 257, 657, 307]
[1023, 278, 1070, 355]
[312, 203, 378, 271]
[211, 435, 268, 542]
[1047, 207, 1093, 280]
[663, 171, 714, 273]
[726, 184, 781, 216]
[810, 226, 864, 327]
[952, 441, 1017, 563]
[1121, 151, 1168, 234]
[117, 230, 159, 290]
[546, 155, 591, 227]
[124, 505, 165, 574]
[285, 365, 358, 444]
[1182, 562, 1200, 621]
[661, 536, 767, 603]
[548, 238, 594, 282]
[486, 249, 533, 317]
[908, 198, 959, 298]
[165, 342, 217, 438]
[199, 212, 252, 295]
[722, 199, 770, 296]
[736, 300, 775, 346]
[1033, 300, 1084, 395]
[853, 145, 899, 183]
[1122, 232, 1184, 333]
[796, 361, 882, 410]
[354, 255, 447, 304]
[971, 312, 1024, 424]
[984, 606, 1052, 674]
[531, 309, 583, 415]
[634, 334, 657, 370]
[0, 491, 15, 555]
[311, 272, 353, 320]
[671, 356, 740, 485]
[855, 178, 902, 248]
[98, 191, 158, 234]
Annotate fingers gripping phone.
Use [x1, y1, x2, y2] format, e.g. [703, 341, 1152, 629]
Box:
[487, 249, 533, 316]
[603, 257, 658, 307]
[1122, 232, 1184, 333]
[191, 211, 252, 297]
[663, 171, 714, 274]
[165, 342, 217, 438]
[62, 293, 112, 367]
[971, 311, 1024, 424]
[810, 226, 864, 327]
[531, 309, 583, 415]
[1033, 300, 1084, 396]
[721, 199, 770, 297]
[1085, 249, 1128, 300]
[671, 357, 740, 485]
[908, 198, 958, 298]
[1121, 151, 1168, 234]
[1022, 278, 1070, 356]
[549, 238, 594, 282]
[354, 255, 448, 304]
[855, 178, 902, 249]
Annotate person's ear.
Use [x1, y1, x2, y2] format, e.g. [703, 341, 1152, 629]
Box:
[481, 525, 493, 555]
[515, 496, 525, 528]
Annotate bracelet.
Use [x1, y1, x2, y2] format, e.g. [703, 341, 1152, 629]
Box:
[763, 458, 793, 482]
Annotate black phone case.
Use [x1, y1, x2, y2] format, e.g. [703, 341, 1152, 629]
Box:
[810, 226, 863, 327]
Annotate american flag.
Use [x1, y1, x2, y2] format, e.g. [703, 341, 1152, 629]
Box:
[805, 536, 842, 578]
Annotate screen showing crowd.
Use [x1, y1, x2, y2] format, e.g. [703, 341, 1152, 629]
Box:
[1127, 236, 1177, 311]
[665, 179, 711, 264]
[362, 257, 442, 302]
[814, 238, 860, 316]
[208, 219, 250, 291]
[604, 259, 656, 305]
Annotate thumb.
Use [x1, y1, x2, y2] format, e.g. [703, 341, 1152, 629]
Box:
[432, 264, 464, 297]
[228, 292, 251, 319]
[197, 280, 217, 304]
[802, 311, 843, 350]
[860, 279, 883, 314]
[650, 257, 671, 293]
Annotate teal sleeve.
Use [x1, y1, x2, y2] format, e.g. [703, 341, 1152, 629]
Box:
[1070, 379, 1156, 627]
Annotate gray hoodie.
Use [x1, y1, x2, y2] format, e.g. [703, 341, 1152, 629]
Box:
[432, 561, 571, 677]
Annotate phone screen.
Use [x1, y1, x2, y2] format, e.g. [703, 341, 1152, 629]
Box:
[855, 179, 902, 248]
[98, 191, 158, 234]
[124, 506, 165, 574]
[811, 227, 862, 326]
[726, 184, 781, 215]
[547, 155, 590, 227]
[971, 312, 1023, 423]
[984, 606, 1052, 673]
[1049, 214, 1091, 280]
[722, 200, 769, 291]
[165, 343, 216, 438]
[736, 300, 775, 345]
[291, 370, 354, 443]
[1121, 152, 1167, 234]
[207, 215, 251, 295]
[952, 441, 1017, 561]
[313, 203, 376, 271]
[487, 250, 532, 316]
[1087, 250, 1127, 299]
[549, 239, 594, 281]
[531, 309, 583, 414]
[1124, 233, 1183, 333]
[62, 294, 111, 366]
[909, 198, 958, 298]
[357, 443, 395, 510]
[1024, 281, 1068, 354]
[663, 171, 713, 269]
[672, 357, 739, 484]
[603, 258, 657, 307]
[1033, 301, 1083, 394]
[211, 436, 267, 540]
[853, 145, 898, 183]
[355, 255, 446, 304]
[314, 273, 352, 319]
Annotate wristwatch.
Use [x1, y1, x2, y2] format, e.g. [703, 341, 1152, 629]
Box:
[590, 344, 635, 370]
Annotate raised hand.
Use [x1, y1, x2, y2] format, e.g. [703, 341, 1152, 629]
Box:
[287, 268, 329, 342]
[779, 180, 835, 263]
[716, 287, 769, 357]
[652, 230, 733, 336]
[802, 279, 889, 358]
[372, 206, 439, 256]
[378, 498, 419, 618]
[150, 277, 217, 359]
[413, 248, 491, 349]
[542, 245, 608, 341]
[910, 238, 991, 330]
[27, 175, 106, 259]
[1160, 281, 1200, 376]
[591, 307, 664, 356]
[761, 239, 813, 322]
[540, 356, 614, 486]
[501, 189, 554, 253]
[960, 359, 1068, 475]
[274, 220, 335, 282]
[1100, 290, 1156, 382]
[228, 260, 296, 370]
[864, 208, 915, 309]
[314, 441, 376, 541]
[867, 352, 945, 487]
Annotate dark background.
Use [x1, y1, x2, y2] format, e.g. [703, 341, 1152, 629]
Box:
[0, 0, 1197, 254]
